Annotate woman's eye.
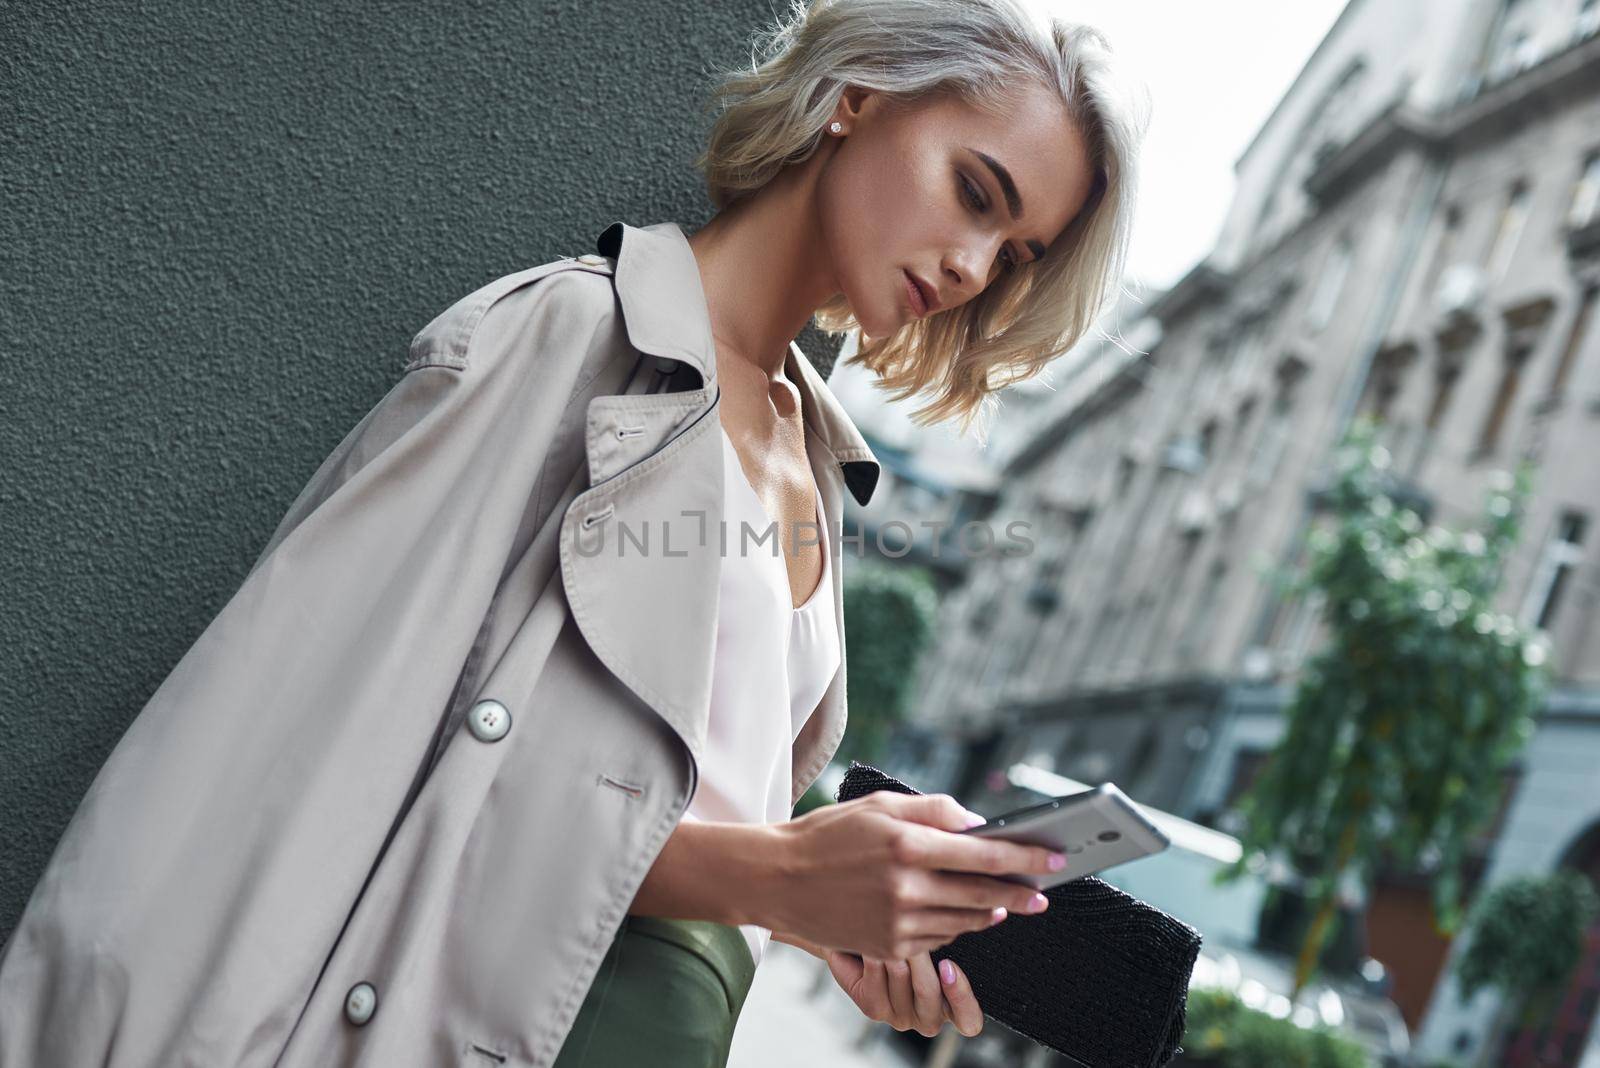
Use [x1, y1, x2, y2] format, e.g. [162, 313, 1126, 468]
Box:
[962, 173, 1020, 275]
[959, 173, 985, 213]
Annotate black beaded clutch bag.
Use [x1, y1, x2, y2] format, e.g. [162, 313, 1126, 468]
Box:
[835, 761, 1201, 1068]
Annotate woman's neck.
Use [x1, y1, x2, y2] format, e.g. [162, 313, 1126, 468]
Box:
[685, 152, 843, 381]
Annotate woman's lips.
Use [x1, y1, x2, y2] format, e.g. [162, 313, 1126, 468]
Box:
[904, 271, 928, 317]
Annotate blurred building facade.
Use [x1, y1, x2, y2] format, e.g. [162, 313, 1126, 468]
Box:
[828, 290, 1157, 595]
[879, 1, 1600, 1064]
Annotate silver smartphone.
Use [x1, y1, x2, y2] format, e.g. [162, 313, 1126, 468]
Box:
[960, 782, 1170, 891]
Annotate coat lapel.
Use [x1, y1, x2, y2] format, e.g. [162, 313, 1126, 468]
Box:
[559, 220, 880, 802]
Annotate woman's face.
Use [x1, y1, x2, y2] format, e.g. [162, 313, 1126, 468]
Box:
[816, 82, 1096, 339]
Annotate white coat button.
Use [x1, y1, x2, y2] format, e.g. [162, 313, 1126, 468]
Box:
[576, 253, 607, 266]
[467, 699, 512, 743]
[344, 981, 377, 1026]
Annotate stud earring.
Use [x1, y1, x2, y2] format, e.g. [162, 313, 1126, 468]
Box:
[829, 121, 843, 134]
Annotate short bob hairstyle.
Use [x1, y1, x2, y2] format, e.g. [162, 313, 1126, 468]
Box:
[696, 0, 1152, 438]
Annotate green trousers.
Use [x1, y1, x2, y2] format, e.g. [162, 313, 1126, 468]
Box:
[551, 915, 758, 1068]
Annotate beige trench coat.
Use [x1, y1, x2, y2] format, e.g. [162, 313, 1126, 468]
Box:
[0, 220, 881, 1067]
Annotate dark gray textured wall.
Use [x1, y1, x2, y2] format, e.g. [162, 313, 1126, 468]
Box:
[1, 0, 838, 938]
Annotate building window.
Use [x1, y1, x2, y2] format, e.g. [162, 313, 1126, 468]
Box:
[1143, 537, 1202, 665]
[1360, 353, 1410, 462]
[1548, 285, 1598, 399]
[969, 592, 1000, 634]
[1177, 562, 1228, 667]
[1247, 392, 1294, 488]
[1521, 511, 1588, 630]
[1234, 397, 1259, 455]
[1228, 319, 1271, 392]
[1484, 180, 1531, 283]
[1426, 204, 1463, 298]
[1425, 365, 1462, 432]
[1150, 464, 1184, 531]
[1306, 236, 1353, 333]
[1192, 341, 1230, 416]
[1475, 352, 1527, 457]
[1571, 150, 1600, 229]
[1198, 420, 1219, 469]
[1116, 454, 1137, 497]
[1369, 371, 1397, 420]
[1027, 552, 1066, 615]
[1363, 348, 1413, 426]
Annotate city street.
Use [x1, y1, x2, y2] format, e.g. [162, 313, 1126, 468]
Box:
[729, 942, 923, 1068]
[8, 2, 1600, 1065]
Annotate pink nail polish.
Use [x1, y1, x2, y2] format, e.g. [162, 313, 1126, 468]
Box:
[1048, 852, 1067, 871]
[939, 959, 955, 985]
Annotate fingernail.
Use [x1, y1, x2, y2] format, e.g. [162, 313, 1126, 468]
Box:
[939, 959, 955, 985]
[1027, 892, 1048, 913]
[990, 906, 1007, 924]
[1047, 852, 1067, 871]
[962, 811, 986, 828]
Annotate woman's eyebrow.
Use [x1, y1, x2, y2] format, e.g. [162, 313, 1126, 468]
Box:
[969, 147, 1049, 261]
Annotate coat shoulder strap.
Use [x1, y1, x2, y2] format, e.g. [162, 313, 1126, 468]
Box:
[403, 256, 616, 374]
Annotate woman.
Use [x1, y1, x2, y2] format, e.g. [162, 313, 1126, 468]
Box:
[0, 0, 1146, 1064]
[568, 0, 1148, 1055]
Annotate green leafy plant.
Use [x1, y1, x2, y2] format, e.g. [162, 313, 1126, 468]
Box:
[1455, 870, 1599, 1029]
[1223, 420, 1550, 998]
[788, 563, 938, 820]
[1181, 987, 1372, 1067]
[837, 562, 939, 766]
[792, 780, 833, 817]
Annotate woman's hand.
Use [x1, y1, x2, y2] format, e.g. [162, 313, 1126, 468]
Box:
[750, 791, 1065, 961]
[824, 948, 985, 1038]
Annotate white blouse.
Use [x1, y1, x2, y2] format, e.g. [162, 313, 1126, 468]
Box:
[677, 424, 841, 966]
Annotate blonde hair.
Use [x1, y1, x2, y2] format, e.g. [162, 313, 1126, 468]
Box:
[696, 0, 1152, 440]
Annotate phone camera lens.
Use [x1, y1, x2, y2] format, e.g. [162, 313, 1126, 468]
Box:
[1097, 830, 1122, 843]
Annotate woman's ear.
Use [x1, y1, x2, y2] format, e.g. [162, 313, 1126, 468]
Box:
[834, 84, 875, 127]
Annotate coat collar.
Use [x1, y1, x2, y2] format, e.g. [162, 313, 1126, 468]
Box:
[594, 220, 881, 508]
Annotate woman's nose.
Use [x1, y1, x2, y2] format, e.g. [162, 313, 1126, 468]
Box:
[945, 243, 1002, 303]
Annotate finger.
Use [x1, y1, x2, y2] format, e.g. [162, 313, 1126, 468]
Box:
[937, 956, 984, 1037]
[825, 948, 864, 992]
[904, 935, 959, 959]
[898, 823, 1066, 881]
[859, 956, 892, 1020]
[907, 952, 945, 1037]
[871, 792, 987, 833]
[913, 869, 1055, 916]
[880, 956, 915, 1027]
[905, 904, 1012, 941]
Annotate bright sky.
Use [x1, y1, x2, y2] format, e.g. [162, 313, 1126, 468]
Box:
[829, 0, 1352, 453]
[1042, 0, 1351, 292]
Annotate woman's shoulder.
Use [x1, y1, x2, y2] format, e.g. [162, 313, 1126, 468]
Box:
[403, 255, 621, 376]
